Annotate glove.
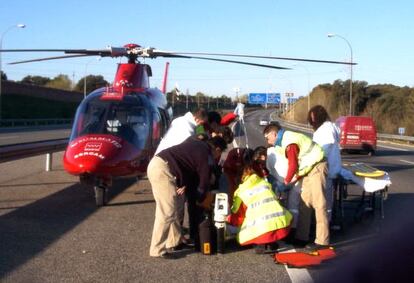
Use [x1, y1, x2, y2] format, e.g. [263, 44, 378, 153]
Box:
[275, 180, 293, 193]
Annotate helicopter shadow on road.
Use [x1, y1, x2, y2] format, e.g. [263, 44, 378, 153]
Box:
[0, 177, 136, 279]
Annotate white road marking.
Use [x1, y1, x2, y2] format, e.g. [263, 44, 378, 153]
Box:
[400, 159, 414, 165]
[285, 264, 314, 283]
[280, 246, 314, 283]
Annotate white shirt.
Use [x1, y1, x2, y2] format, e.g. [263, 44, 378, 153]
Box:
[266, 147, 288, 182]
[155, 112, 197, 155]
[233, 103, 245, 119]
[313, 121, 342, 178]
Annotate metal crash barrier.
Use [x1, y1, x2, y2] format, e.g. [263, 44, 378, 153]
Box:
[0, 139, 68, 171]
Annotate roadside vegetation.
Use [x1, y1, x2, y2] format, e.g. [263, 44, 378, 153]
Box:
[3, 71, 413, 136]
[284, 80, 414, 136]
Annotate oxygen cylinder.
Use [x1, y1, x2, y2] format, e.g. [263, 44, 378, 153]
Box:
[199, 213, 213, 255]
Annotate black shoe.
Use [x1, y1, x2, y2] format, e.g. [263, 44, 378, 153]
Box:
[159, 252, 178, 259]
[304, 243, 331, 253]
[181, 237, 195, 247]
[285, 238, 308, 248]
[167, 242, 193, 252]
[265, 242, 279, 252]
[254, 244, 266, 254]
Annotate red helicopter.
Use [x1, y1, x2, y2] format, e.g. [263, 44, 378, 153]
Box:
[1, 44, 356, 206]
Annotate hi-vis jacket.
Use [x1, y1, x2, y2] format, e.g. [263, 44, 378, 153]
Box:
[279, 131, 325, 177]
[231, 174, 292, 245]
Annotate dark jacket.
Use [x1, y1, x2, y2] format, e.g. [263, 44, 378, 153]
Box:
[157, 137, 214, 202]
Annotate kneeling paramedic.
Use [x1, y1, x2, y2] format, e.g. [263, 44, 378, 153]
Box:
[227, 149, 292, 253]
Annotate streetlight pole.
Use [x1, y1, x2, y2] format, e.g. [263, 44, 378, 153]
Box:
[328, 33, 353, 116]
[0, 24, 26, 120]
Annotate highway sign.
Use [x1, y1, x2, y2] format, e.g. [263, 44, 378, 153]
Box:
[248, 93, 267, 104]
[266, 93, 281, 104]
[287, 97, 298, 104]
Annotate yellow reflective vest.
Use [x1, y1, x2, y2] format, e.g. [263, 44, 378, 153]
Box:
[231, 174, 292, 245]
[278, 130, 324, 177]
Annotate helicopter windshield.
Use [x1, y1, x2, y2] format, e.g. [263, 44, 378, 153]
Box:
[71, 91, 152, 149]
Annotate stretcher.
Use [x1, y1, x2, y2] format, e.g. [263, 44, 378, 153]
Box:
[331, 163, 391, 230]
[274, 247, 336, 268]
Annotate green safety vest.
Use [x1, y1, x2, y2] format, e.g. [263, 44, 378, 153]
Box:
[231, 174, 292, 245]
[278, 131, 324, 177]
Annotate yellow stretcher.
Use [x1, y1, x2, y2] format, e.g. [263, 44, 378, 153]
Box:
[342, 162, 386, 178]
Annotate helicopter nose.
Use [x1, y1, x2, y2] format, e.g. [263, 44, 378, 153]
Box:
[78, 160, 98, 173]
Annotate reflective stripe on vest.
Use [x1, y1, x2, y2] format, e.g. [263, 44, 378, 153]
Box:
[240, 211, 287, 231]
[243, 185, 269, 198]
[249, 197, 274, 209]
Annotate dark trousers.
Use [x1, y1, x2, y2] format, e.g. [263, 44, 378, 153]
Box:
[187, 195, 204, 250]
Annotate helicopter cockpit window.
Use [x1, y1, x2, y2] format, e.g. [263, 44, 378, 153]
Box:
[70, 92, 151, 149]
[78, 103, 107, 136]
[106, 105, 150, 147]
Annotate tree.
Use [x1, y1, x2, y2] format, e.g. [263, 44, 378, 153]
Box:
[195, 91, 206, 107]
[20, 75, 51, 86]
[0, 71, 7, 81]
[75, 75, 109, 94]
[45, 74, 73, 90]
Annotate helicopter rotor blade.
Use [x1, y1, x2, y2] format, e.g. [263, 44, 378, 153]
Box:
[160, 53, 291, 70]
[1, 47, 128, 65]
[152, 50, 357, 65]
[0, 49, 75, 53]
[1, 46, 355, 67]
[8, 54, 94, 65]
[0, 47, 119, 58]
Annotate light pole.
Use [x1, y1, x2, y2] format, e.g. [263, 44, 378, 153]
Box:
[285, 92, 294, 113]
[0, 23, 26, 120]
[84, 57, 100, 98]
[293, 64, 311, 112]
[328, 33, 353, 116]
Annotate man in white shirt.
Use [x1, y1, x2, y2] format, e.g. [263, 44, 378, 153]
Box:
[155, 108, 208, 155]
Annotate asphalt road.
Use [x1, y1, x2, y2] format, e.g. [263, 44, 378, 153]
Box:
[1, 110, 413, 282]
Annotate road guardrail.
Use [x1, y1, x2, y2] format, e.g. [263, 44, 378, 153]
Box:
[0, 119, 73, 128]
[270, 112, 414, 144]
[0, 139, 68, 170]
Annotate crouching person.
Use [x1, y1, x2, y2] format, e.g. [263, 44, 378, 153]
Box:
[148, 136, 227, 259]
[227, 151, 292, 254]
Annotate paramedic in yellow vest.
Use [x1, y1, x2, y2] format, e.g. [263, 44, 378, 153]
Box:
[227, 148, 292, 254]
[263, 122, 329, 250]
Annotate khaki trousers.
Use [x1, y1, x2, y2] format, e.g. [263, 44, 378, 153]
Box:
[147, 156, 182, 257]
[296, 161, 330, 245]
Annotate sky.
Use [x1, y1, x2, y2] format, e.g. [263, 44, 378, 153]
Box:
[1, 0, 413, 100]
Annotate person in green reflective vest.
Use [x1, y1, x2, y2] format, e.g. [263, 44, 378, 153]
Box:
[227, 148, 292, 254]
